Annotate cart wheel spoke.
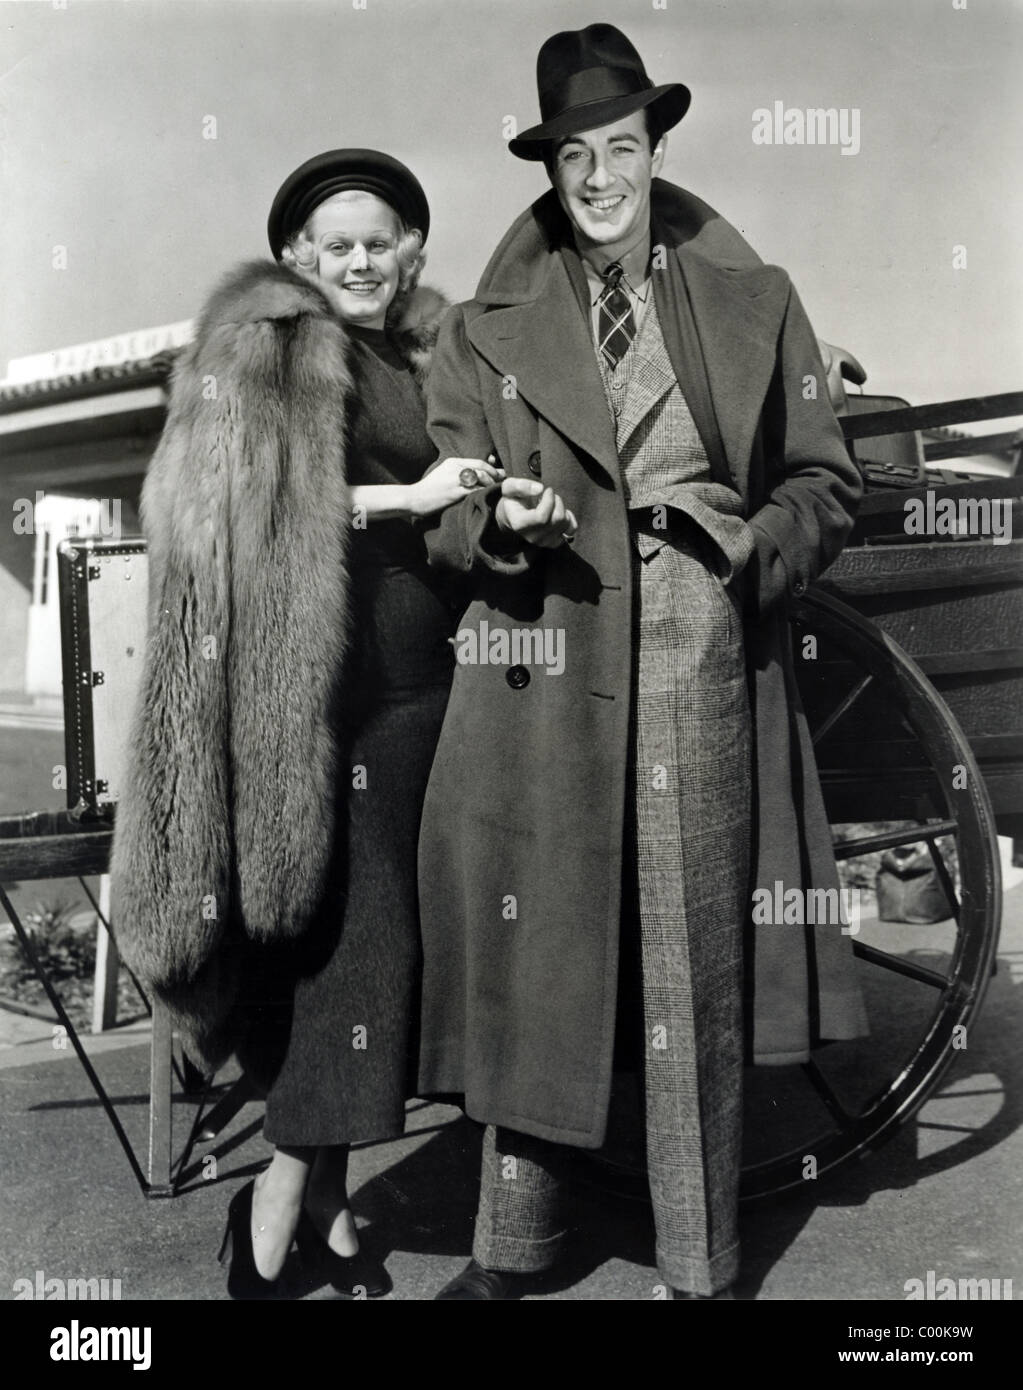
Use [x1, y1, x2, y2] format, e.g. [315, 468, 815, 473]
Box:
[925, 838, 961, 922]
[802, 1059, 853, 1129]
[832, 819, 957, 861]
[852, 940, 949, 989]
[811, 672, 874, 748]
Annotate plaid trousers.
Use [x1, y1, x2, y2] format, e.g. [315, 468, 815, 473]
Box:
[473, 531, 752, 1294]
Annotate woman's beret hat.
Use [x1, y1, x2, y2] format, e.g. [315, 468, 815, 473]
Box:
[267, 148, 430, 257]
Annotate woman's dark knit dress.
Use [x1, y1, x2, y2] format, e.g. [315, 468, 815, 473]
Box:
[236, 323, 456, 1146]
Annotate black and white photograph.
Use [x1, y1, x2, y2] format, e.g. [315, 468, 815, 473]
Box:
[0, 0, 1020, 1349]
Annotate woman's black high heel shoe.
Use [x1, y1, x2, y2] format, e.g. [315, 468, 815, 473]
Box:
[295, 1210, 391, 1297]
[217, 1180, 287, 1300]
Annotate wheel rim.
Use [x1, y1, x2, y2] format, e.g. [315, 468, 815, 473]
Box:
[739, 589, 1001, 1200]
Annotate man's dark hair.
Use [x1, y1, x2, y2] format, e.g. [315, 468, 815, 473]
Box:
[542, 105, 665, 176]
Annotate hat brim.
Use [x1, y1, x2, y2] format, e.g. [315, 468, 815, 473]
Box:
[508, 83, 690, 161]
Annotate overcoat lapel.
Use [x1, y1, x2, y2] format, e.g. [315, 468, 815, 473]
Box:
[468, 253, 620, 480]
[675, 248, 789, 486]
[649, 231, 732, 490]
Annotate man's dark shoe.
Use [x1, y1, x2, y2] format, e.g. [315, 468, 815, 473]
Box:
[435, 1258, 529, 1300]
[673, 1286, 735, 1300]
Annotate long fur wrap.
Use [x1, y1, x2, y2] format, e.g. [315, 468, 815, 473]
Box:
[110, 260, 448, 1066]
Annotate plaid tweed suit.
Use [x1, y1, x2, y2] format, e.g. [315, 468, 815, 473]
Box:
[474, 296, 752, 1295]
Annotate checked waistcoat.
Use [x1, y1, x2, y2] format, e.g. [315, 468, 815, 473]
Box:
[596, 291, 711, 489]
[596, 294, 753, 573]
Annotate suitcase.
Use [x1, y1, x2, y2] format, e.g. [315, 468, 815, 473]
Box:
[15, 536, 182, 1195]
[56, 537, 148, 819]
[843, 393, 926, 490]
[55, 534, 237, 1186]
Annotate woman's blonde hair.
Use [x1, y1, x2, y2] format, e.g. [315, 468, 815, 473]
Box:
[279, 189, 426, 327]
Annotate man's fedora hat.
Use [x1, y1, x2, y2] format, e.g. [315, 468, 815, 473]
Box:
[267, 148, 430, 259]
[508, 23, 690, 161]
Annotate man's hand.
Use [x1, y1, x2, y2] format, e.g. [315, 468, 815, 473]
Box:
[495, 478, 579, 549]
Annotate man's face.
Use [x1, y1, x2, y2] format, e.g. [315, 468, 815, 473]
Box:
[550, 110, 664, 260]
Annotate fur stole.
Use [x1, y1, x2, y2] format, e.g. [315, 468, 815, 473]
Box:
[110, 260, 448, 1067]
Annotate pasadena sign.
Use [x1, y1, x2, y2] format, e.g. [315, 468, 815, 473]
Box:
[3, 322, 194, 387]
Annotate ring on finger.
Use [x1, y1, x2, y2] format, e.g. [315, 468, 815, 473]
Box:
[459, 467, 482, 489]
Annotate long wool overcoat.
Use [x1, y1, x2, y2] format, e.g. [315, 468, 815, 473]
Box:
[110, 259, 446, 1069]
[416, 180, 869, 1149]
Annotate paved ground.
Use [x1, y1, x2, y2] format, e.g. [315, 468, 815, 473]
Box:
[1, 874, 1020, 1303]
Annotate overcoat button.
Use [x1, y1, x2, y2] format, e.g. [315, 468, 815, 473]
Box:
[506, 664, 530, 689]
[793, 579, 806, 596]
[527, 450, 542, 476]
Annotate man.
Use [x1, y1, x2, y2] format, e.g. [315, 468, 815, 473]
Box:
[417, 23, 866, 1299]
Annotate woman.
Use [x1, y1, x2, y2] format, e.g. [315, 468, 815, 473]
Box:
[111, 150, 499, 1298]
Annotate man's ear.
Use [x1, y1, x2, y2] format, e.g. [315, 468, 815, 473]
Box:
[651, 135, 667, 176]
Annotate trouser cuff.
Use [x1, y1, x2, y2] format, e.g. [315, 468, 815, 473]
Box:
[657, 1238, 740, 1297]
[472, 1226, 566, 1275]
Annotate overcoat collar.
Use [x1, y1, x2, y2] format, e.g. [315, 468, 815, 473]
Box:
[467, 180, 788, 484]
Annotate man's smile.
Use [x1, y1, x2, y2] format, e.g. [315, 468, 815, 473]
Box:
[582, 194, 626, 212]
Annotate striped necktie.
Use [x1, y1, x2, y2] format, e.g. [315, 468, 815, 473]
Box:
[597, 261, 636, 370]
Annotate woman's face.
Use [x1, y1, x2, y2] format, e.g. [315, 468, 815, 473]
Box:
[307, 191, 402, 329]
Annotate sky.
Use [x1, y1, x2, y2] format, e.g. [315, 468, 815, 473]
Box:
[1, 0, 1021, 414]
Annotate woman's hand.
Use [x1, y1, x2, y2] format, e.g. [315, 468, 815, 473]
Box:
[408, 456, 505, 517]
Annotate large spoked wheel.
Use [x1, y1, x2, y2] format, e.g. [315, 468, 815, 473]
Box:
[740, 588, 1001, 1199]
[578, 588, 1001, 1205]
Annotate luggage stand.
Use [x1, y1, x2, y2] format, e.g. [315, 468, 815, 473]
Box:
[0, 813, 158, 1192]
[0, 809, 248, 1197]
[0, 537, 254, 1197]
